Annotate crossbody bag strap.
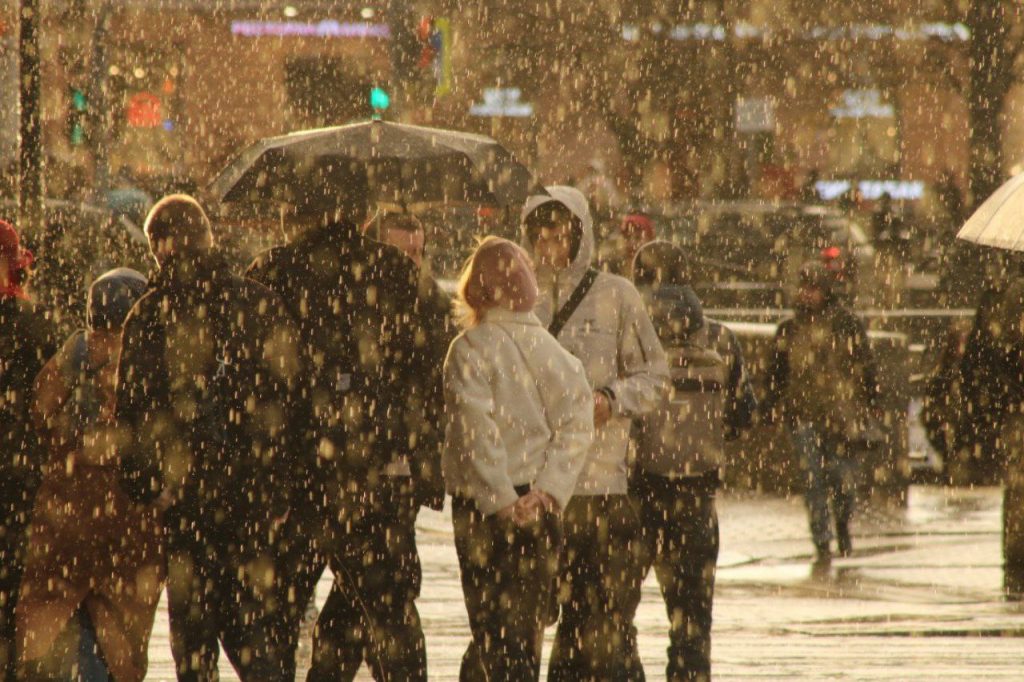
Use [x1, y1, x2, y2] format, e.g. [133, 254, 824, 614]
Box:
[548, 268, 599, 339]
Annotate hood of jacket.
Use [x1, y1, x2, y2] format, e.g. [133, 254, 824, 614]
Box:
[87, 268, 149, 332]
[637, 283, 705, 345]
[520, 185, 595, 296]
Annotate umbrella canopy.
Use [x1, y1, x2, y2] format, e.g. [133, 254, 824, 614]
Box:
[209, 120, 541, 213]
[957, 172, 1024, 250]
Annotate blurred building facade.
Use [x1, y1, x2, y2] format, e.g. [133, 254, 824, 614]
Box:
[0, 0, 1022, 209]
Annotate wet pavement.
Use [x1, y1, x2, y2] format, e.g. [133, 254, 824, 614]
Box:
[145, 485, 1023, 680]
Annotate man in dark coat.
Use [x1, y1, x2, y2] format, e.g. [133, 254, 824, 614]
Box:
[0, 219, 59, 679]
[115, 195, 309, 681]
[246, 179, 447, 682]
[955, 262, 1024, 598]
[762, 261, 881, 564]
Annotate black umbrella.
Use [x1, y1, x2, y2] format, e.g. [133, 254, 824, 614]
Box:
[209, 120, 542, 212]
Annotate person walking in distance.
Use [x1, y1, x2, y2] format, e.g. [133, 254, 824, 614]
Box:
[630, 241, 757, 682]
[521, 186, 669, 681]
[762, 261, 881, 566]
[115, 195, 306, 680]
[444, 237, 594, 682]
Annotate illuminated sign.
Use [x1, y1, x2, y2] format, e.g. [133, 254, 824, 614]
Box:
[469, 88, 534, 118]
[622, 22, 970, 43]
[830, 89, 894, 119]
[126, 92, 163, 128]
[230, 20, 391, 39]
[815, 179, 925, 201]
[736, 97, 775, 133]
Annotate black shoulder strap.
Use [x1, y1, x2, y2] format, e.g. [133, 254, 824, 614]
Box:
[549, 268, 599, 338]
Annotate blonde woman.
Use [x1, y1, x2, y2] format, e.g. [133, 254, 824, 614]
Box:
[443, 237, 594, 681]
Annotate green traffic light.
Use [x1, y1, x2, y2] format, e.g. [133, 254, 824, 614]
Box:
[370, 86, 390, 111]
[71, 89, 87, 112]
[69, 122, 85, 146]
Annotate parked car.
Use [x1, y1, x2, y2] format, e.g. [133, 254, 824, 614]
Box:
[655, 200, 875, 308]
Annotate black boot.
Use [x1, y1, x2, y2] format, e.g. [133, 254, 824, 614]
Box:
[836, 522, 852, 557]
[1006, 569, 1024, 601]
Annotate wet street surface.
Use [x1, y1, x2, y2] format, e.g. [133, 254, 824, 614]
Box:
[145, 485, 1023, 680]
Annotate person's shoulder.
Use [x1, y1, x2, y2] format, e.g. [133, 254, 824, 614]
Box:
[125, 285, 161, 320]
[593, 270, 644, 303]
[831, 305, 865, 333]
[776, 316, 797, 336]
[247, 243, 295, 279]
[445, 327, 485, 366]
[594, 269, 633, 290]
[705, 317, 738, 343]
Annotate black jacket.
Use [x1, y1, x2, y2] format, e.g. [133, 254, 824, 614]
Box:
[762, 303, 880, 428]
[115, 251, 308, 545]
[0, 297, 58, 524]
[246, 220, 447, 510]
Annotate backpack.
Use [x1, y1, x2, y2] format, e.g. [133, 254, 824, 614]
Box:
[636, 324, 728, 477]
[59, 332, 104, 441]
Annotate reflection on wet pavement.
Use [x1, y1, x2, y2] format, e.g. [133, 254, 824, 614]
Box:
[144, 485, 1023, 680]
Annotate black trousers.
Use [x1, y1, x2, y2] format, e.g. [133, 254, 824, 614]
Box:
[306, 477, 427, 682]
[1005, 463, 1024, 596]
[548, 495, 647, 682]
[164, 520, 291, 682]
[453, 494, 561, 682]
[0, 515, 29, 682]
[631, 471, 719, 682]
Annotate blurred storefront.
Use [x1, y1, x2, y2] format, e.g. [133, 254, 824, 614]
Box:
[1, 0, 1022, 212]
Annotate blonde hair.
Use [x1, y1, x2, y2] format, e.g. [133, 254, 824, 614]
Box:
[454, 236, 531, 329]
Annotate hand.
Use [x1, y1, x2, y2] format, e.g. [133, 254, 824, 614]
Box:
[154, 488, 175, 513]
[496, 502, 518, 522]
[513, 490, 560, 525]
[271, 509, 290, 532]
[593, 391, 612, 429]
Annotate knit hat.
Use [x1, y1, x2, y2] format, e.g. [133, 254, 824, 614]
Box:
[87, 268, 148, 331]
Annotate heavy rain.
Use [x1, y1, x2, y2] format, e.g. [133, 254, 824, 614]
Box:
[1, 1, 1023, 680]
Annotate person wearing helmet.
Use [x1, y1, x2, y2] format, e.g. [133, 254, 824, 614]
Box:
[762, 261, 881, 566]
[18, 268, 162, 681]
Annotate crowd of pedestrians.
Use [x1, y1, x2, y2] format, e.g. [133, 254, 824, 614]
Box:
[0, 170, 911, 682]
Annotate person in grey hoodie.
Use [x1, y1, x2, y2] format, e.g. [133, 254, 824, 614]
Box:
[521, 186, 669, 681]
[443, 237, 594, 682]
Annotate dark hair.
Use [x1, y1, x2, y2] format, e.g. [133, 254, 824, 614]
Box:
[524, 201, 582, 259]
[632, 240, 691, 287]
[144, 193, 213, 256]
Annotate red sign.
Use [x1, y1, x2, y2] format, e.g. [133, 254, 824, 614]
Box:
[126, 92, 163, 128]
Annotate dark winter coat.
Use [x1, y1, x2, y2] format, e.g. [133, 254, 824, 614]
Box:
[0, 297, 58, 525]
[246, 220, 447, 510]
[762, 303, 880, 436]
[115, 251, 308, 546]
[957, 277, 1024, 462]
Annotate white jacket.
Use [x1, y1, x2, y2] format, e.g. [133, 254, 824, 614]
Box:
[442, 308, 595, 515]
[521, 186, 670, 496]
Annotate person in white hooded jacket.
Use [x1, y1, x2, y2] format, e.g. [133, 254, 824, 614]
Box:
[443, 237, 594, 682]
[521, 186, 670, 681]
